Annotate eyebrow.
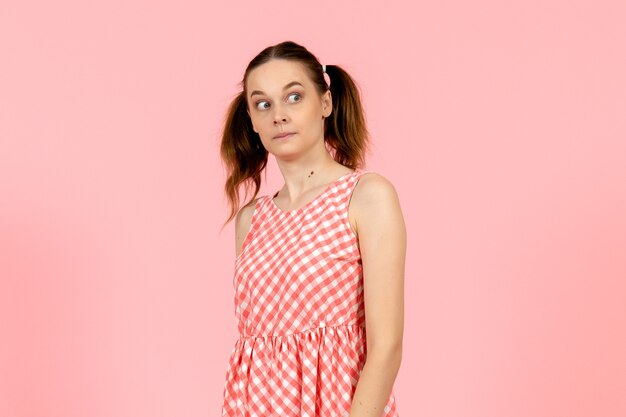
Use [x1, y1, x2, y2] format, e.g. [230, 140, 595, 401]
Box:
[249, 81, 304, 98]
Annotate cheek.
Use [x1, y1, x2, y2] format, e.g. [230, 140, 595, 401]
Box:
[249, 114, 267, 131]
[298, 105, 319, 122]
[252, 112, 272, 125]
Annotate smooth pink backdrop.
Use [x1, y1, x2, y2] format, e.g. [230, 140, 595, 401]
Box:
[1, 1, 625, 417]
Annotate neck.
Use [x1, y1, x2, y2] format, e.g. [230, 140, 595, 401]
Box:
[275, 159, 348, 200]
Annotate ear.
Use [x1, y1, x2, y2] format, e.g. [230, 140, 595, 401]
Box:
[322, 90, 332, 118]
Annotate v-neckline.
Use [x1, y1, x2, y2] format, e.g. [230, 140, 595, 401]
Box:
[269, 170, 358, 214]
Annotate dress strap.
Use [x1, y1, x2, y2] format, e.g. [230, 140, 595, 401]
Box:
[339, 169, 376, 210]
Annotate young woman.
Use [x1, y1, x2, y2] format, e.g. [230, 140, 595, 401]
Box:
[219, 40, 405, 417]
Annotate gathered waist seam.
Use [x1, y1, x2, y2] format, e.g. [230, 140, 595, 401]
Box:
[239, 322, 365, 340]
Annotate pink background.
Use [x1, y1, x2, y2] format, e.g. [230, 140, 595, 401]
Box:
[1, 1, 625, 416]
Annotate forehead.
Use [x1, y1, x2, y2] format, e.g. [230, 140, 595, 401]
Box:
[246, 59, 311, 95]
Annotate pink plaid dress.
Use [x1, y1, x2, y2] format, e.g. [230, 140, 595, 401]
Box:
[221, 169, 400, 416]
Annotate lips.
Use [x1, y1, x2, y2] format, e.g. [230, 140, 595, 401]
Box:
[274, 132, 295, 139]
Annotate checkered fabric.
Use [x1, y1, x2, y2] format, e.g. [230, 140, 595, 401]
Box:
[221, 169, 400, 416]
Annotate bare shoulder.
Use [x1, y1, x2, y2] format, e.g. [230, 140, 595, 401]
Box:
[349, 172, 405, 237]
[235, 196, 262, 258]
[353, 172, 400, 204]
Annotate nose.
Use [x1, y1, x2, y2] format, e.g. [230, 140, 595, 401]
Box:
[273, 116, 287, 125]
[272, 105, 288, 124]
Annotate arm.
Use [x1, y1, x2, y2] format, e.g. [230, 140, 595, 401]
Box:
[348, 173, 406, 417]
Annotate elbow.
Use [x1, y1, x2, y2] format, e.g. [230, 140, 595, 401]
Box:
[367, 341, 403, 371]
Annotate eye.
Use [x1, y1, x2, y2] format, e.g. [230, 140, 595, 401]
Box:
[254, 93, 301, 111]
[255, 100, 270, 111]
[287, 92, 302, 103]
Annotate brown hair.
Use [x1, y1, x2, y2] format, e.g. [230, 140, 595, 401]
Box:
[219, 40, 371, 230]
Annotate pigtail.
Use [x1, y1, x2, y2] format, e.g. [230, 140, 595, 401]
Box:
[219, 91, 268, 230]
[323, 64, 371, 170]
